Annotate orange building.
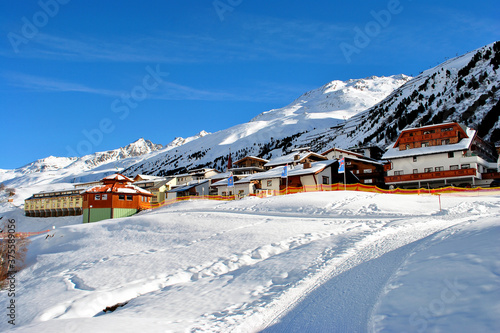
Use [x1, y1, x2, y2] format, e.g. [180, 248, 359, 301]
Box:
[81, 174, 153, 223]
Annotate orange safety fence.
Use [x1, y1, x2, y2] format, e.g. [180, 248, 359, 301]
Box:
[0, 229, 51, 239]
[140, 183, 500, 211]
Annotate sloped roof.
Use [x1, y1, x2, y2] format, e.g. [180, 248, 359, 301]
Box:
[383, 127, 476, 159]
[264, 151, 327, 167]
[102, 173, 133, 182]
[233, 156, 269, 165]
[167, 180, 209, 193]
[236, 160, 337, 183]
[83, 183, 152, 195]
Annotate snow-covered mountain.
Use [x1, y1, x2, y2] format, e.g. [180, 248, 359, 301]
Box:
[122, 75, 410, 177]
[252, 74, 411, 122]
[3, 42, 499, 185]
[124, 40, 500, 177]
[163, 131, 210, 150]
[306, 41, 500, 151]
[0, 138, 163, 187]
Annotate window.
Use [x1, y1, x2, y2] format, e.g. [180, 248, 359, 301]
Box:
[421, 142, 429, 147]
[339, 154, 343, 158]
[406, 144, 410, 150]
[95, 194, 101, 200]
[238, 190, 245, 195]
[442, 139, 450, 145]
[363, 169, 372, 173]
[461, 164, 470, 169]
[450, 165, 459, 170]
[119, 194, 125, 200]
[413, 156, 417, 162]
[394, 171, 403, 175]
[364, 179, 373, 184]
[102, 194, 107, 200]
[267, 180, 272, 187]
[413, 169, 418, 174]
[126, 195, 133, 201]
[435, 166, 444, 171]
[222, 191, 227, 196]
[424, 167, 433, 173]
[448, 152, 454, 158]
[322, 176, 329, 185]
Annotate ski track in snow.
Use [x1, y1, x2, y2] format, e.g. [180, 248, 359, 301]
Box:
[1, 192, 499, 332]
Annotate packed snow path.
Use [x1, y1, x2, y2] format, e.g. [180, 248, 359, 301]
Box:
[0, 191, 498, 332]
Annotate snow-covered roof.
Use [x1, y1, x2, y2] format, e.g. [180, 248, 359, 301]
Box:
[168, 180, 209, 193]
[403, 122, 464, 132]
[265, 151, 326, 167]
[236, 160, 337, 183]
[83, 183, 152, 195]
[233, 156, 269, 165]
[102, 173, 133, 182]
[134, 174, 163, 181]
[344, 155, 384, 166]
[383, 128, 476, 159]
[321, 147, 365, 159]
[211, 178, 230, 187]
[209, 171, 232, 179]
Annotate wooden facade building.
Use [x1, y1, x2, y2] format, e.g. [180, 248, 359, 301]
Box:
[82, 174, 153, 223]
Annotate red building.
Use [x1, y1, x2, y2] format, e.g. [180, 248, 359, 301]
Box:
[82, 174, 153, 223]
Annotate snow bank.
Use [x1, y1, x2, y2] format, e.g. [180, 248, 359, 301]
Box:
[0, 191, 498, 332]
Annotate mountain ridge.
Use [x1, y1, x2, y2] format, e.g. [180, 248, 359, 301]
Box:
[3, 42, 499, 186]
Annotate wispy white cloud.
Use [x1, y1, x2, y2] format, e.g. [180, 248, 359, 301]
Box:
[2, 14, 352, 65]
[3, 72, 121, 96]
[3, 71, 299, 103]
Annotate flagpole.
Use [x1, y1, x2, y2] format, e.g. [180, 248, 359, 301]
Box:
[286, 171, 288, 195]
[344, 167, 346, 191]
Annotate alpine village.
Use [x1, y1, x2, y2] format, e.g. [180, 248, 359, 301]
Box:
[24, 121, 500, 223]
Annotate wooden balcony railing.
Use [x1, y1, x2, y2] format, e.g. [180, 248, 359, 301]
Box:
[385, 168, 476, 183]
[398, 130, 457, 145]
[481, 172, 500, 179]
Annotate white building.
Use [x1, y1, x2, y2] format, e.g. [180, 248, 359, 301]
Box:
[383, 123, 499, 188]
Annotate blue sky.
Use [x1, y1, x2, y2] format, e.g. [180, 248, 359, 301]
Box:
[1, 0, 499, 169]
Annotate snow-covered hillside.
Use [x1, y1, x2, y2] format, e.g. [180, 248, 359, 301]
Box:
[252, 75, 411, 122]
[163, 131, 210, 151]
[122, 75, 410, 177]
[315, 41, 500, 150]
[1, 191, 499, 332]
[3, 42, 499, 186]
[0, 138, 163, 187]
[124, 42, 500, 178]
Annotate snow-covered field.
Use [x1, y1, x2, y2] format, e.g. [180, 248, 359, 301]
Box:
[1, 191, 499, 332]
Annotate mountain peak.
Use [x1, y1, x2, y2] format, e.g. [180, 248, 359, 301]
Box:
[252, 74, 412, 122]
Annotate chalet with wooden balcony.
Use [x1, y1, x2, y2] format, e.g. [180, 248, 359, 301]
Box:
[382, 123, 499, 188]
[264, 149, 327, 169]
[230, 156, 269, 176]
[322, 147, 385, 187]
[81, 174, 153, 223]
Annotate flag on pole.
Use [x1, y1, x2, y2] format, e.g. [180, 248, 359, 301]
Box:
[281, 164, 288, 178]
[227, 150, 232, 170]
[338, 158, 345, 173]
[227, 173, 234, 187]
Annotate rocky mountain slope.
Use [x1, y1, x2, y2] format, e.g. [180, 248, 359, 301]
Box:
[0, 138, 163, 186]
[301, 41, 500, 153]
[124, 42, 499, 177]
[122, 75, 411, 177]
[3, 42, 499, 185]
